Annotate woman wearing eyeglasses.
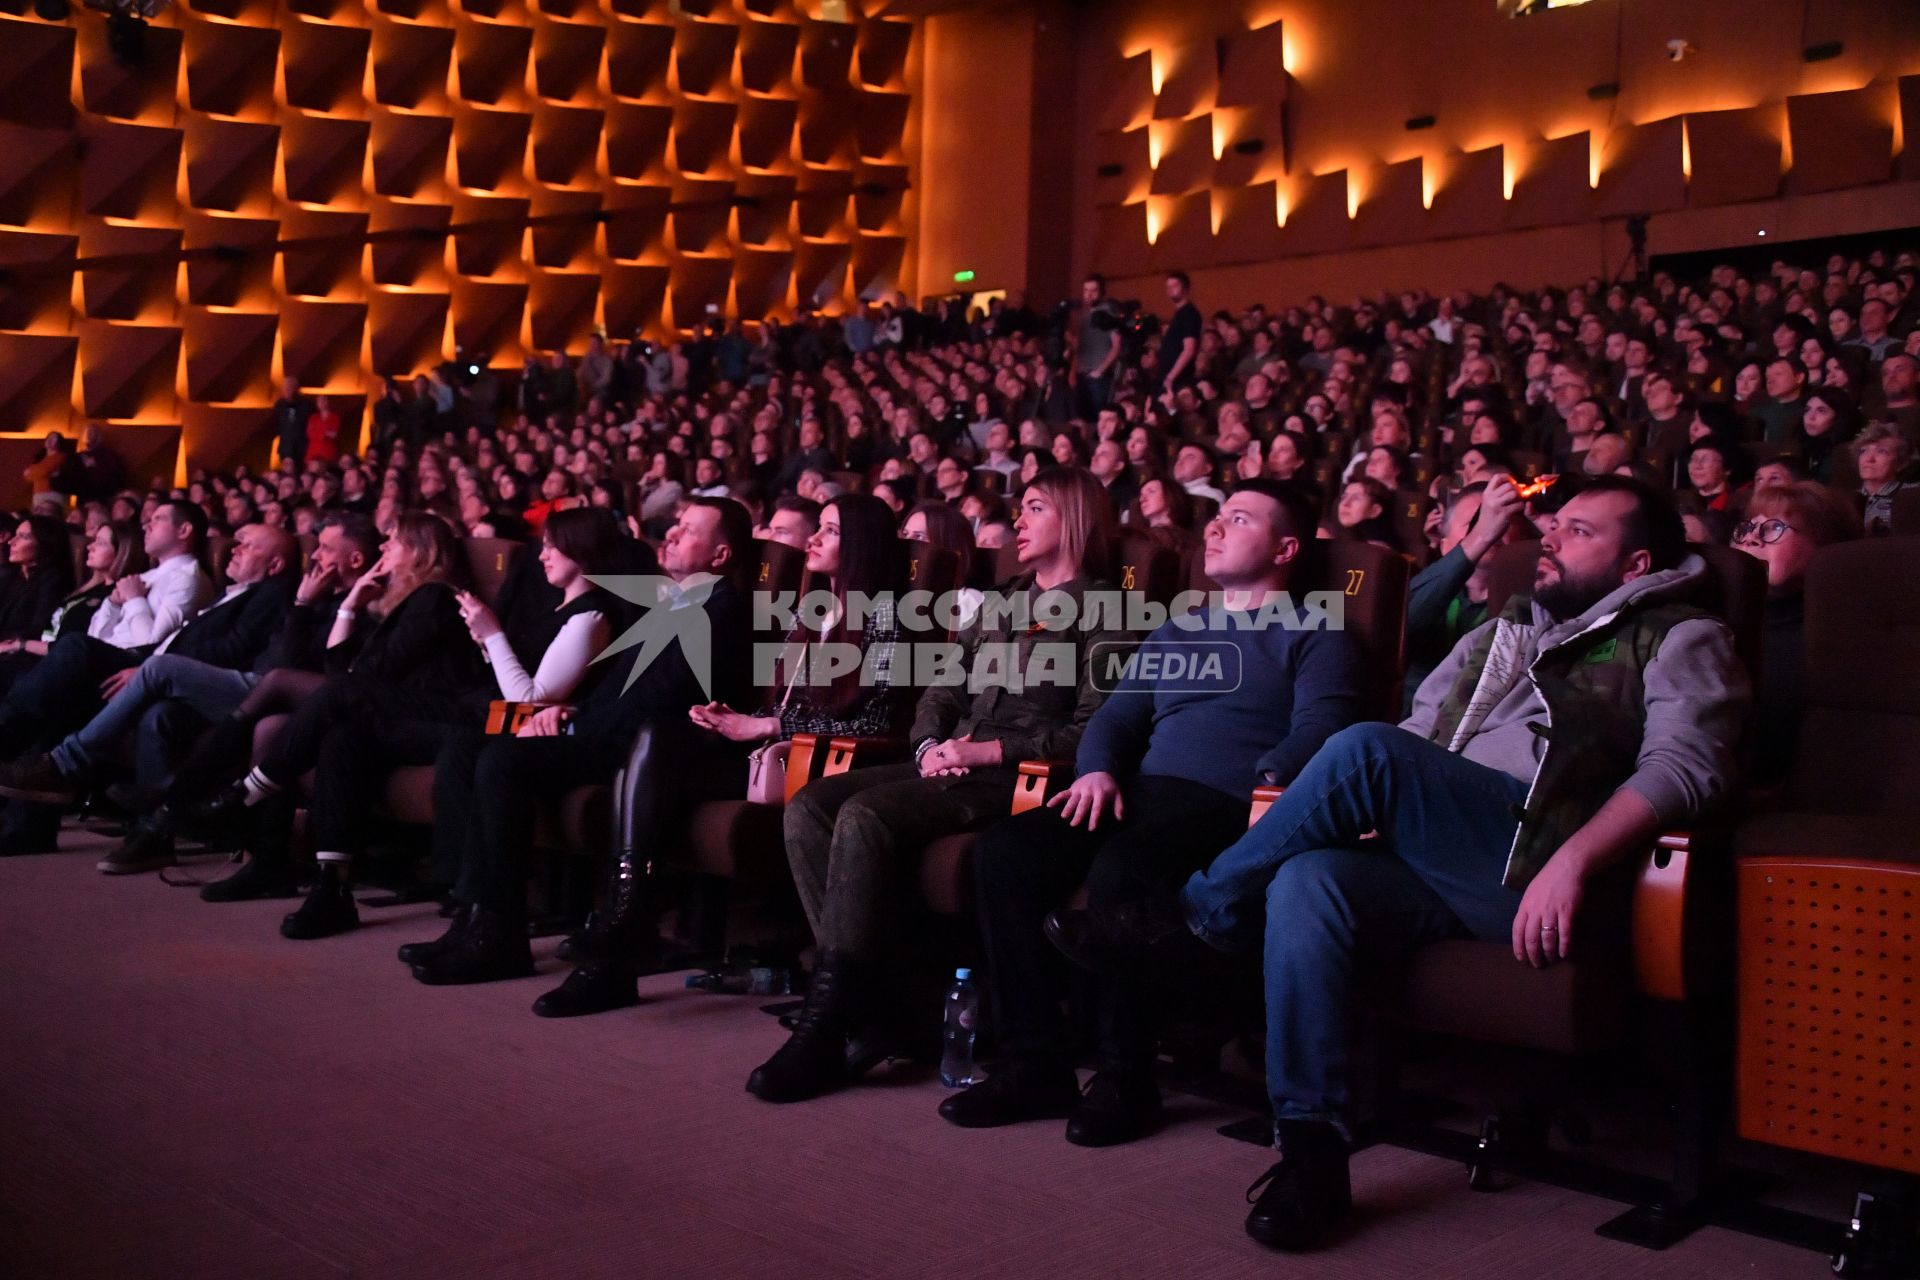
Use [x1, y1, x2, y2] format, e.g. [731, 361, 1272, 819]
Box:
[1731, 482, 1862, 786]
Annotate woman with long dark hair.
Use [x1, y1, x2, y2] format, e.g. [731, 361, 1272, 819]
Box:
[0, 515, 76, 644]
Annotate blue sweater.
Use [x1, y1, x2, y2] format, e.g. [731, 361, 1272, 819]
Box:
[1075, 605, 1368, 798]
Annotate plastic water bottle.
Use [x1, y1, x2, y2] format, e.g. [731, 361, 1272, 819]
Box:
[940, 968, 979, 1088]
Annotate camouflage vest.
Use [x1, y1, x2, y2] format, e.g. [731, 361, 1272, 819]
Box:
[1426, 593, 1708, 890]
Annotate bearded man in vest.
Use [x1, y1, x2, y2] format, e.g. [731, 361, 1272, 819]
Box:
[1077, 476, 1748, 1252]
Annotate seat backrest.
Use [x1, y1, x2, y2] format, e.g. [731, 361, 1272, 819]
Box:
[1111, 531, 1181, 609]
[1507, 449, 1548, 481]
[463, 536, 521, 609]
[1792, 536, 1920, 816]
[205, 532, 232, 589]
[991, 539, 1025, 586]
[747, 536, 809, 602]
[1892, 487, 1920, 537]
[1393, 488, 1435, 567]
[1296, 539, 1409, 722]
[897, 539, 964, 639]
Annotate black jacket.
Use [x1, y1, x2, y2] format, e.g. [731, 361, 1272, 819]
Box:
[0, 569, 70, 643]
[166, 576, 296, 671]
[326, 581, 487, 694]
[572, 578, 753, 754]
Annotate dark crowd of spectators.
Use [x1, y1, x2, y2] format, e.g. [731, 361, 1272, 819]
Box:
[0, 234, 1912, 1253]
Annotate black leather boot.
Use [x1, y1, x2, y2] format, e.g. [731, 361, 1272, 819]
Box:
[280, 861, 360, 940]
[397, 905, 473, 965]
[745, 950, 867, 1103]
[1244, 1119, 1352, 1250]
[411, 905, 534, 986]
[532, 846, 656, 1018]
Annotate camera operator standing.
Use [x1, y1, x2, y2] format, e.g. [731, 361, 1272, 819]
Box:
[1071, 273, 1123, 419]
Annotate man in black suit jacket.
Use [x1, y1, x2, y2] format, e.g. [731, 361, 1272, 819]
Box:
[408, 498, 757, 988]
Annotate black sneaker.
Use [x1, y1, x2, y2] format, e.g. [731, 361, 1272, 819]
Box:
[0, 754, 78, 806]
[1244, 1120, 1352, 1250]
[96, 823, 177, 875]
[280, 866, 360, 940]
[411, 907, 534, 986]
[1064, 1069, 1163, 1148]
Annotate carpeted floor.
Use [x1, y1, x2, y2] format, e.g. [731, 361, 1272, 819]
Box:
[1, 839, 1819, 1280]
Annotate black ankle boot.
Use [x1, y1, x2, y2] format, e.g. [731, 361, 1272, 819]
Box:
[280, 862, 360, 940]
[397, 905, 473, 965]
[1244, 1119, 1352, 1250]
[411, 905, 534, 986]
[530, 959, 641, 1018]
[745, 950, 867, 1104]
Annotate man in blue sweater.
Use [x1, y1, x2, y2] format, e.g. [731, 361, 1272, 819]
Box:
[939, 479, 1366, 1147]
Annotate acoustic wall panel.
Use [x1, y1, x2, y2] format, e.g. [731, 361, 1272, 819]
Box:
[0, 4, 915, 473]
[1786, 84, 1897, 195]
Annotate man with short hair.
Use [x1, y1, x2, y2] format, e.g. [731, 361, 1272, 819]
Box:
[1755, 356, 1808, 443]
[761, 497, 821, 549]
[1846, 297, 1896, 362]
[1873, 351, 1919, 443]
[1073, 274, 1122, 418]
[1088, 439, 1135, 514]
[942, 482, 1365, 1146]
[1173, 443, 1225, 506]
[1089, 479, 1748, 1252]
[1582, 432, 1633, 477]
[1157, 271, 1202, 396]
[933, 455, 972, 504]
[1400, 478, 1527, 711]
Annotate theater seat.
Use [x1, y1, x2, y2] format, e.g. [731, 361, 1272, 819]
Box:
[1731, 537, 1920, 1186]
[1389, 936, 1629, 1057]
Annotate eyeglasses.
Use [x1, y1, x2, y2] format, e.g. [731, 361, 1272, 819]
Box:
[1732, 518, 1796, 545]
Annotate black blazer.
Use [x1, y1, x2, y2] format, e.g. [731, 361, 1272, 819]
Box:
[166, 575, 297, 671]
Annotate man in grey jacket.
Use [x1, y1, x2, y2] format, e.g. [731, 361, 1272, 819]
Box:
[1096, 477, 1749, 1252]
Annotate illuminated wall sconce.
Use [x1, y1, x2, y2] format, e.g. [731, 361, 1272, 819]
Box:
[1405, 115, 1436, 131]
[1802, 41, 1842, 63]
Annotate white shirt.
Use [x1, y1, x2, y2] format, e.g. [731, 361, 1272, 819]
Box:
[481, 609, 610, 703]
[1182, 479, 1226, 506]
[88, 554, 216, 651]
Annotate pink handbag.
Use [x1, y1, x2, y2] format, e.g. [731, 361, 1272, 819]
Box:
[745, 740, 792, 806]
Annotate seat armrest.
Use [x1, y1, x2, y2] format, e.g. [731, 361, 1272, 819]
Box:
[1249, 785, 1286, 828]
[1012, 759, 1073, 815]
[1632, 831, 1694, 1001]
[786, 734, 908, 802]
[485, 700, 563, 735]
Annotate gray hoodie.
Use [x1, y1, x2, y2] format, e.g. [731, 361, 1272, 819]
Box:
[1401, 553, 1748, 831]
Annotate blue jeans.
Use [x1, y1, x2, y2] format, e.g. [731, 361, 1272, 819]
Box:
[1179, 723, 1528, 1129]
[51, 655, 256, 780]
